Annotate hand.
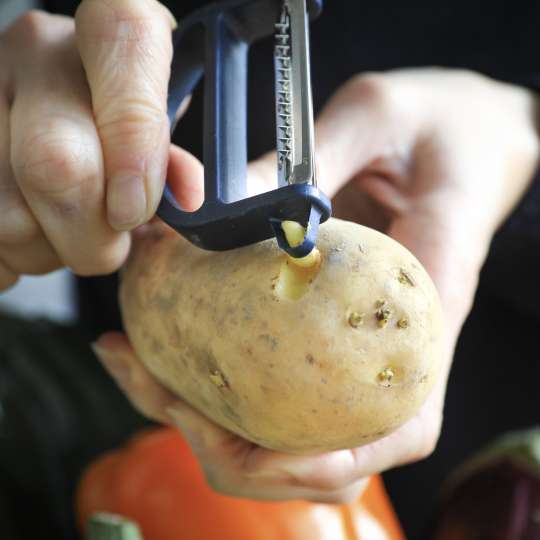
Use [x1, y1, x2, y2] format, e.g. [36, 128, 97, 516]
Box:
[0, 0, 202, 291]
[93, 68, 540, 503]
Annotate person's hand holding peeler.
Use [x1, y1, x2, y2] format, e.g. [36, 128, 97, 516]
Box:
[0, 0, 202, 290]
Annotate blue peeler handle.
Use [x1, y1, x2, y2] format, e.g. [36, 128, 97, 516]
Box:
[158, 0, 331, 258]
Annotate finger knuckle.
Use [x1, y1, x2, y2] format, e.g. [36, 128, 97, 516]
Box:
[3, 11, 71, 47]
[97, 100, 167, 136]
[6, 10, 49, 42]
[347, 73, 389, 100]
[345, 73, 400, 117]
[0, 198, 40, 246]
[97, 102, 168, 146]
[77, 0, 166, 44]
[15, 130, 99, 197]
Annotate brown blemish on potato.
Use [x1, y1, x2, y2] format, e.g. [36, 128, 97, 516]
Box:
[167, 324, 182, 348]
[348, 311, 365, 328]
[306, 353, 315, 365]
[377, 368, 394, 387]
[376, 305, 393, 328]
[398, 268, 416, 287]
[151, 339, 164, 354]
[209, 369, 228, 389]
[397, 318, 409, 329]
[192, 297, 204, 315]
[258, 334, 278, 351]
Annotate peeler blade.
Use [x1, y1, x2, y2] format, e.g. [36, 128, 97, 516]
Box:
[275, 0, 316, 188]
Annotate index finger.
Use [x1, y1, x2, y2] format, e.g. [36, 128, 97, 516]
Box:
[75, 0, 176, 231]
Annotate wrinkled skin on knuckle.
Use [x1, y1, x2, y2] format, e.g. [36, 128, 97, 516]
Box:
[76, 0, 173, 67]
[77, 0, 162, 39]
[15, 130, 98, 197]
[76, 0, 172, 105]
[97, 106, 168, 161]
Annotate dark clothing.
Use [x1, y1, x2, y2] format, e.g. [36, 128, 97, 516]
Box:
[13, 0, 540, 537]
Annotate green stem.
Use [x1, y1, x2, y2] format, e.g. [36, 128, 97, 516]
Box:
[87, 513, 143, 540]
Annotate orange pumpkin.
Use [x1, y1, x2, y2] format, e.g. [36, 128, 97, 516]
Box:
[76, 428, 405, 540]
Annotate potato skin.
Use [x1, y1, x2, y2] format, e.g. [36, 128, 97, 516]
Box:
[121, 218, 444, 454]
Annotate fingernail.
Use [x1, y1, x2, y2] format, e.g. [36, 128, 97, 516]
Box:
[108, 173, 147, 231]
[166, 406, 204, 451]
[91, 343, 132, 386]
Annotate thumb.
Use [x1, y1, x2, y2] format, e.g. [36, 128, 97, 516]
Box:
[76, 0, 177, 231]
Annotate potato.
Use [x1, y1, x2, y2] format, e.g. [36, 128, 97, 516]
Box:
[120, 218, 444, 454]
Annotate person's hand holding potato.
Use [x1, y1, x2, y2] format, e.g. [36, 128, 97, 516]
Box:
[94, 69, 540, 503]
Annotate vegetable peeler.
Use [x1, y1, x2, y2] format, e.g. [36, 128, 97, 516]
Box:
[157, 0, 332, 258]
